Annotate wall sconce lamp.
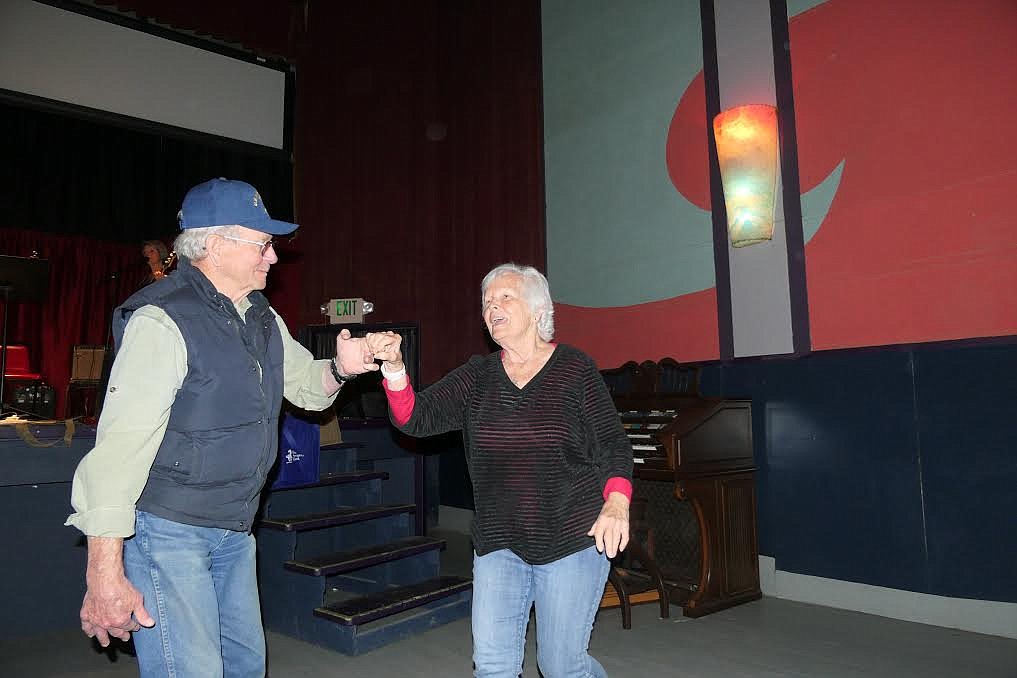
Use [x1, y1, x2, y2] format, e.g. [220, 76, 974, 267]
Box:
[712, 104, 779, 248]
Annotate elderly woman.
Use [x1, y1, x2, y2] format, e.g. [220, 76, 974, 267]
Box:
[369, 263, 632, 678]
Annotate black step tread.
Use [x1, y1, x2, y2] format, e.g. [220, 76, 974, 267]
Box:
[314, 576, 473, 626]
[269, 470, 389, 492]
[259, 503, 416, 531]
[320, 441, 365, 451]
[285, 536, 445, 576]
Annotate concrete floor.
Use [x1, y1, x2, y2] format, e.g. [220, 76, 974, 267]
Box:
[6, 528, 1014, 677]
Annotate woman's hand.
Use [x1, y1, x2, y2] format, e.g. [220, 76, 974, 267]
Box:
[588, 492, 630, 558]
[366, 331, 404, 370]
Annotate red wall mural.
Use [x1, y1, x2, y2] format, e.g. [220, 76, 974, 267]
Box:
[556, 0, 1016, 368]
[793, 0, 1017, 349]
[555, 72, 719, 368]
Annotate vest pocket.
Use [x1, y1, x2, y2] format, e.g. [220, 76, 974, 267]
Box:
[150, 429, 198, 479]
[189, 422, 265, 485]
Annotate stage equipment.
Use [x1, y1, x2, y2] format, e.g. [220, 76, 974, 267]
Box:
[13, 382, 56, 419]
[70, 345, 106, 381]
[0, 255, 50, 420]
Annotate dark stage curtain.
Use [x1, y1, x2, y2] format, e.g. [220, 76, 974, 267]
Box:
[0, 102, 294, 246]
[0, 229, 146, 418]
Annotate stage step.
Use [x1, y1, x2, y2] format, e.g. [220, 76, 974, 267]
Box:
[270, 469, 389, 492]
[259, 503, 416, 532]
[286, 535, 445, 577]
[314, 576, 473, 626]
[319, 441, 365, 451]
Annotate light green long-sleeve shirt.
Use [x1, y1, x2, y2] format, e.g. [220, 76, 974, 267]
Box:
[65, 299, 336, 538]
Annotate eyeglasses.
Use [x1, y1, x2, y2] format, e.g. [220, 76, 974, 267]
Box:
[215, 234, 275, 256]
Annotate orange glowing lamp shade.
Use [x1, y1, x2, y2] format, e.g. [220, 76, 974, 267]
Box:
[712, 104, 779, 248]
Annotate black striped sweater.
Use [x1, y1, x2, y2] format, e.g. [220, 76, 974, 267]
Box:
[391, 343, 633, 565]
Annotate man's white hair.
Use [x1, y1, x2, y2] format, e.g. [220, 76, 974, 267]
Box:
[173, 225, 236, 262]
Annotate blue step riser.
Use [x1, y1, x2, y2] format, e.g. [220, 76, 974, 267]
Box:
[258, 530, 442, 598]
[264, 480, 383, 519]
[325, 551, 442, 595]
[372, 459, 416, 507]
[289, 514, 415, 562]
[257, 529, 298, 566]
[261, 570, 327, 638]
[302, 591, 473, 656]
[260, 553, 447, 638]
[318, 449, 359, 474]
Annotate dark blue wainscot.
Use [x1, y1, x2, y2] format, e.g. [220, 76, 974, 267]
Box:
[256, 419, 472, 656]
[699, 339, 1017, 605]
[0, 421, 96, 637]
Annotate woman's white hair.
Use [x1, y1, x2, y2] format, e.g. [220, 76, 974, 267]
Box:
[173, 225, 235, 262]
[481, 263, 555, 341]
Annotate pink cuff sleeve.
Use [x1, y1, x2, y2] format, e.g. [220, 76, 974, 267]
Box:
[603, 477, 632, 502]
[382, 376, 415, 426]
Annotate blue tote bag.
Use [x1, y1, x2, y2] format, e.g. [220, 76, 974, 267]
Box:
[272, 413, 321, 489]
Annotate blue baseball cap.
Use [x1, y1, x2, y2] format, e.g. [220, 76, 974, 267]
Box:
[177, 178, 298, 235]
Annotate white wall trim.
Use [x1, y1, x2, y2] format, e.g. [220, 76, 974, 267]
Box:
[759, 556, 1017, 640]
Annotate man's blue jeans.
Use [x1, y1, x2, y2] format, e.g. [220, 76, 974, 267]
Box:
[472, 546, 610, 678]
[124, 511, 266, 678]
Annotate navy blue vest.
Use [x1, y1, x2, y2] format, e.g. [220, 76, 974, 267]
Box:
[112, 258, 284, 532]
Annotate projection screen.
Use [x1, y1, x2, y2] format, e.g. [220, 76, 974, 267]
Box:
[0, 0, 288, 150]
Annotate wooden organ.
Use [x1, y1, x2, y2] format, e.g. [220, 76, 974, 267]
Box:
[603, 359, 761, 618]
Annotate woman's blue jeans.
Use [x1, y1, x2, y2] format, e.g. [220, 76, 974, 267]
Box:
[124, 511, 266, 678]
[472, 546, 610, 678]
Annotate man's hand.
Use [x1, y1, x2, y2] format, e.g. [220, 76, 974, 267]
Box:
[587, 492, 630, 559]
[80, 537, 154, 647]
[334, 328, 379, 377]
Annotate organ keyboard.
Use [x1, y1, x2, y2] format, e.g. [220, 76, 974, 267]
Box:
[620, 410, 673, 465]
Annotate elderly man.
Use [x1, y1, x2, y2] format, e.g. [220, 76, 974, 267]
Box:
[66, 178, 376, 677]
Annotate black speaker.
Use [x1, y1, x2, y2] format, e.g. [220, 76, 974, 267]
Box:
[12, 382, 57, 419]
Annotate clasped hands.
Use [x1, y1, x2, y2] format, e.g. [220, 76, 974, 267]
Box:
[333, 329, 405, 378]
[329, 329, 405, 392]
[364, 330, 405, 373]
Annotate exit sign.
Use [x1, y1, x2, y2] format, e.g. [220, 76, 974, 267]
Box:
[324, 298, 367, 324]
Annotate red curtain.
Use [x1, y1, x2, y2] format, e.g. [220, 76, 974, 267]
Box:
[0, 229, 146, 418]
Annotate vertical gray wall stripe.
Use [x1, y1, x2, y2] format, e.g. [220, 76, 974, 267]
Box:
[713, 0, 796, 358]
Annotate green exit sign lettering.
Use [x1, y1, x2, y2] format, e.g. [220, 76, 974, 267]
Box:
[324, 297, 366, 324]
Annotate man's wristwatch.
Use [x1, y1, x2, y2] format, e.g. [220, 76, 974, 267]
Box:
[330, 358, 352, 386]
